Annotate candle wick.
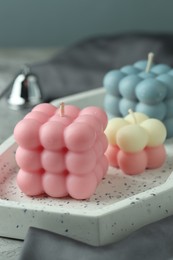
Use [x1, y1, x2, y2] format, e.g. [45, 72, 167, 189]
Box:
[145, 52, 154, 73]
[128, 109, 137, 124]
[59, 102, 65, 117]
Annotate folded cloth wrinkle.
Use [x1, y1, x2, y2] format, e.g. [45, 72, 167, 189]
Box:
[18, 215, 173, 260]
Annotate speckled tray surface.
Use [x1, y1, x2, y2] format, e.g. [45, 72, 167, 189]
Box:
[0, 88, 173, 246]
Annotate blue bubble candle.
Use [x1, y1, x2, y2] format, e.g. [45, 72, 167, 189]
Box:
[103, 53, 173, 138]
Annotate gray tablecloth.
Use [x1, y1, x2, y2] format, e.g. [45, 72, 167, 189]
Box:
[19, 216, 173, 260]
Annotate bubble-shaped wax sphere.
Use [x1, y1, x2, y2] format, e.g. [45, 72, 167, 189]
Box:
[80, 106, 108, 130]
[135, 78, 167, 105]
[40, 121, 65, 151]
[42, 172, 68, 198]
[133, 60, 148, 70]
[136, 102, 167, 121]
[117, 150, 148, 175]
[104, 94, 121, 117]
[168, 69, 173, 76]
[140, 118, 167, 146]
[65, 149, 97, 175]
[32, 103, 57, 116]
[116, 124, 149, 152]
[165, 99, 173, 118]
[138, 71, 155, 79]
[49, 114, 73, 126]
[56, 105, 80, 120]
[75, 114, 103, 135]
[41, 150, 66, 173]
[120, 65, 140, 75]
[94, 163, 105, 183]
[17, 170, 43, 196]
[25, 111, 49, 124]
[145, 145, 166, 169]
[66, 173, 98, 200]
[163, 118, 173, 139]
[125, 112, 149, 124]
[16, 147, 42, 172]
[64, 122, 96, 152]
[119, 75, 141, 100]
[119, 99, 137, 117]
[105, 145, 119, 167]
[103, 70, 124, 96]
[151, 64, 171, 74]
[104, 118, 128, 145]
[157, 74, 173, 98]
[14, 118, 41, 149]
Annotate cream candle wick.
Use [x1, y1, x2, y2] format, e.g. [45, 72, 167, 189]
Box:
[128, 109, 137, 124]
[145, 52, 154, 73]
[59, 102, 65, 117]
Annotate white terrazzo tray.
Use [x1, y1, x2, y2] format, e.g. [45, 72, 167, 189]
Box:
[0, 88, 173, 246]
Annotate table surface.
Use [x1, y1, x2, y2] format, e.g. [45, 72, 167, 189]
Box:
[0, 48, 61, 260]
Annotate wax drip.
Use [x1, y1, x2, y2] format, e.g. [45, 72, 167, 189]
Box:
[145, 52, 154, 73]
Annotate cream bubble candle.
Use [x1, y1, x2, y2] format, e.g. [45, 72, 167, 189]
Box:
[14, 103, 108, 200]
[105, 111, 167, 175]
[103, 52, 173, 138]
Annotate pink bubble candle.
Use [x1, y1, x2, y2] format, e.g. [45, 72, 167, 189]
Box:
[105, 111, 167, 175]
[14, 103, 108, 199]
